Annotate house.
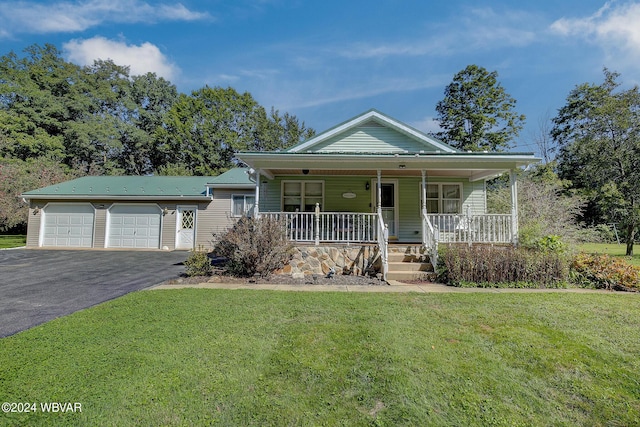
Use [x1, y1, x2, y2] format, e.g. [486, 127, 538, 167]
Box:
[22, 109, 539, 278]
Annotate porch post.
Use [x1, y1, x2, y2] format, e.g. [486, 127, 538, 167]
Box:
[254, 169, 261, 218]
[420, 170, 427, 217]
[376, 170, 382, 215]
[509, 169, 518, 244]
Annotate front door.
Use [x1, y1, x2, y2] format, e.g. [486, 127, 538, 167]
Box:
[372, 180, 398, 239]
[176, 206, 196, 250]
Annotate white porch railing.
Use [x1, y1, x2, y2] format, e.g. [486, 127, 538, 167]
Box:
[422, 212, 439, 268]
[427, 213, 513, 244]
[262, 211, 379, 243]
[262, 211, 513, 245]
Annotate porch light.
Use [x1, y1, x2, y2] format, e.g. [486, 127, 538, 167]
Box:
[365, 182, 370, 191]
[33, 206, 40, 214]
[398, 164, 406, 169]
[163, 207, 169, 216]
[302, 169, 309, 175]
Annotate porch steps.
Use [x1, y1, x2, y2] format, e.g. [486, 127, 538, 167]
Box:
[386, 245, 436, 282]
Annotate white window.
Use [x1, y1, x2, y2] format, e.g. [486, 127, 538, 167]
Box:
[425, 183, 462, 214]
[232, 194, 255, 217]
[282, 181, 324, 212]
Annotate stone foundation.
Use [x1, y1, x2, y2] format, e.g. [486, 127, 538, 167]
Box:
[277, 245, 380, 278]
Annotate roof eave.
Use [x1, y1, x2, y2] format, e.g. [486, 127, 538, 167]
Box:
[21, 194, 212, 201]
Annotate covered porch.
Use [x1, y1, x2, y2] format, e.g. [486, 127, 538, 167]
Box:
[236, 109, 539, 279]
[241, 163, 524, 279]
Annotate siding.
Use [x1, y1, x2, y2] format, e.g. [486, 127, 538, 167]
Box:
[26, 204, 41, 247]
[92, 203, 109, 248]
[200, 189, 256, 249]
[260, 175, 487, 242]
[307, 123, 441, 153]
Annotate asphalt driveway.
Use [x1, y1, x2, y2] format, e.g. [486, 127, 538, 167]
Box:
[0, 249, 189, 337]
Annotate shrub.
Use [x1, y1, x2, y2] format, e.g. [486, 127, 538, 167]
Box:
[529, 234, 567, 253]
[571, 253, 640, 291]
[437, 244, 570, 288]
[213, 216, 293, 278]
[184, 248, 213, 277]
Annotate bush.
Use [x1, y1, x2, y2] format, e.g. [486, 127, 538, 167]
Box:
[184, 248, 213, 277]
[213, 216, 293, 278]
[437, 244, 570, 288]
[571, 253, 640, 291]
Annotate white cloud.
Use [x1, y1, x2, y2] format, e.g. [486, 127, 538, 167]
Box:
[550, 2, 640, 61]
[0, 0, 209, 36]
[340, 7, 538, 60]
[64, 36, 178, 80]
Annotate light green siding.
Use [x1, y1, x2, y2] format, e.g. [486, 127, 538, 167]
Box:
[260, 175, 487, 242]
[306, 122, 444, 153]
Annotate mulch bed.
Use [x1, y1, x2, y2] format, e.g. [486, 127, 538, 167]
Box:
[161, 272, 388, 287]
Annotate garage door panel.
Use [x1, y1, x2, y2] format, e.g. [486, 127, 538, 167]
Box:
[108, 205, 161, 249]
[42, 204, 94, 248]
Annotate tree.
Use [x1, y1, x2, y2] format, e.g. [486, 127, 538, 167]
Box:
[0, 157, 76, 232]
[487, 165, 585, 246]
[435, 64, 525, 152]
[154, 86, 314, 175]
[552, 69, 640, 256]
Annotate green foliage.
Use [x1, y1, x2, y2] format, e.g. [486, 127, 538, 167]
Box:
[437, 244, 570, 288]
[183, 248, 213, 277]
[553, 68, 640, 256]
[435, 64, 525, 151]
[0, 157, 76, 232]
[2, 290, 640, 425]
[572, 253, 640, 291]
[0, 43, 313, 230]
[213, 216, 293, 277]
[155, 87, 314, 176]
[527, 234, 567, 253]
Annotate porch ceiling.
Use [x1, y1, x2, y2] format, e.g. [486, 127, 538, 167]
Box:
[266, 168, 497, 179]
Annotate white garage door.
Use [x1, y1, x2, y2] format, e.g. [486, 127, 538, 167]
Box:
[107, 204, 161, 249]
[42, 203, 95, 248]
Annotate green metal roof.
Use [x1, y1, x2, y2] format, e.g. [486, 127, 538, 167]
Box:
[22, 176, 217, 199]
[207, 168, 253, 187]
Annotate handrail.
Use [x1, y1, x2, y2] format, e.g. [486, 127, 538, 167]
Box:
[377, 211, 388, 281]
[422, 211, 438, 269]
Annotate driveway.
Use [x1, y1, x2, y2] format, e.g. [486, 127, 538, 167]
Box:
[0, 249, 188, 337]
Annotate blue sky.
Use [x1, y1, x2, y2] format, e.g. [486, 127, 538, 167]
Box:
[2, 0, 640, 155]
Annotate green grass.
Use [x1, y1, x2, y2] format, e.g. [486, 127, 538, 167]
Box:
[0, 234, 26, 249]
[1, 290, 639, 426]
[578, 242, 640, 266]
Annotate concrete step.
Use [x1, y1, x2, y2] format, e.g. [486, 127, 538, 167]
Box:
[387, 253, 429, 263]
[386, 271, 437, 281]
[388, 261, 433, 272]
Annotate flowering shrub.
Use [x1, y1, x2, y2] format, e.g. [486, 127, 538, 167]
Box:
[571, 253, 640, 291]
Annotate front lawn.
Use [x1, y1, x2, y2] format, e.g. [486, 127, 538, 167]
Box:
[578, 242, 640, 266]
[1, 290, 639, 426]
[0, 234, 26, 249]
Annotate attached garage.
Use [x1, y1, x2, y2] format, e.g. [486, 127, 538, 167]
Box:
[22, 175, 224, 251]
[107, 204, 161, 249]
[41, 203, 95, 248]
